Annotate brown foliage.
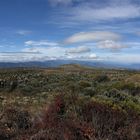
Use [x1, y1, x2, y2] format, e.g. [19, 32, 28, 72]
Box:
[31, 94, 95, 140]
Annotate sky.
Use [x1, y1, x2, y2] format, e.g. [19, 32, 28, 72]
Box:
[0, 0, 140, 63]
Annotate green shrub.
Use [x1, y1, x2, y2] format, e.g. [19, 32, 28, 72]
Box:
[78, 80, 91, 89]
[83, 87, 96, 97]
[95, 75, 110, 83]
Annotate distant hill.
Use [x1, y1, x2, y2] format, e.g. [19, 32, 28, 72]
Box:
[129, 63, 140, 70]
[0, 60, 139, 70]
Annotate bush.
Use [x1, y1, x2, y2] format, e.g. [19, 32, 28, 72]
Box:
[31, 94, 96, 140]
[95, 75, 110, 83]
[78, 81, 91, 87]
[9, 81, 18, 92]
[83, 87, 96, 97]
[82, 100, 127, 139]
[0, 107, 32, 139]
[4, 107, 32, 130]
[104, 89, 127, 102]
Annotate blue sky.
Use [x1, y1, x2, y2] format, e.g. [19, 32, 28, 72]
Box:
[0, 0, 140, 63]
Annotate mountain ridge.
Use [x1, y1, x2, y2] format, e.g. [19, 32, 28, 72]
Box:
[0, 60, 139, 70]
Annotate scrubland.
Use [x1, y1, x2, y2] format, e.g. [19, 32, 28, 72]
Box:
[0, 64, 139, 140]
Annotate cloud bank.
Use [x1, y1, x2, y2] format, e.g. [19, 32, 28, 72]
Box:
[25, 40, 58, 46]
[64, 31, 121, 44]
[98, 40, 127, 51]
[66, 46, 91, 54]
[71, 4, 140, 21]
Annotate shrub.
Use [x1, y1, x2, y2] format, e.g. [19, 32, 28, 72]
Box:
[78, 81, 91, 89]
[95, 75, 110, 83]
[82, 100, 127, 139]
[9, 80, 18, 92]
[31, 94, 96, 140]
[83, 87, 96, 97]
[0, 107, 32, 139]
[104, 88, 127, 102]
[4, 107, 32, 130]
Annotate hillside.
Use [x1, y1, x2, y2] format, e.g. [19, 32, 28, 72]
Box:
[0, 65, 139, 140]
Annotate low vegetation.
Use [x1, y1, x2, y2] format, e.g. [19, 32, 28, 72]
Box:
[0, 65, 139, 140]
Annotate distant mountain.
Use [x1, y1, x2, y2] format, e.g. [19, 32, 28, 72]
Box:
[0, 60, 139, 70]
[129, 63, 140, 70]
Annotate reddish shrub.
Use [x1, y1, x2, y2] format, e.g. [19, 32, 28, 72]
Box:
[31, 94, 96, 140]
[82, 101, 127, 139]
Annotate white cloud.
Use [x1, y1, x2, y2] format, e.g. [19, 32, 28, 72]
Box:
[71, 4, 140, 21]
[97, 40, 127, 51]
[22, 46, 66, 57]
[49, 0, 140, 27]
[0, 52, 42, 62]
[110, 53, 140, 63]
[0, 49, 139, 63]
[65, 46, 97, 60]
[66, 53, 97, 60]
[88, 53, 97, 59]
[64, 31, 121, 44]
[16, 30, 32, 35]
[0, 46, 97, 62]
[25, 40, 58, 46]
[66, 46, 91, 54]
[21, 45, 98, 61]
[0, 51, 66, 62]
